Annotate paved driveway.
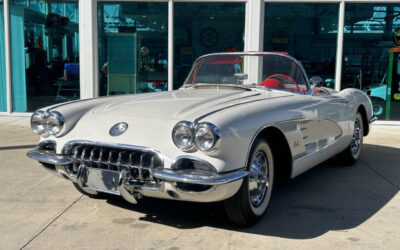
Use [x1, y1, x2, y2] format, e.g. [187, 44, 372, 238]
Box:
[0, 118, 399, 249]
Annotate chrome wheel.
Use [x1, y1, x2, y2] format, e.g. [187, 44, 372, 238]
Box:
[249, 151, 269, 207]
[351, 119, 361, 156]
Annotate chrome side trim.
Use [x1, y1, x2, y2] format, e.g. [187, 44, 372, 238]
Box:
[27, 149, 73, 165]
[293, 138, 340, 164]
[152, 168, 248, 185]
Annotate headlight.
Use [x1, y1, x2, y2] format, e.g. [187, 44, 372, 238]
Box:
[194, 122, 220, 152]
[172, 121, 194, 151]
[30, 111, 46, 134]
[45, 111, 65, 136]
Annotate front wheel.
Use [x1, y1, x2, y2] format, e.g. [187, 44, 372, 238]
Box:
[224, 138, 274, 226]
[336, 112, 364, 165]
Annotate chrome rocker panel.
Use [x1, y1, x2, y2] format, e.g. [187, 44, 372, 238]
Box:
[27, 148, 246, 203]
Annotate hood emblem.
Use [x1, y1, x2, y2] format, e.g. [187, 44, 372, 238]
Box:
[109, 122, 128, 136]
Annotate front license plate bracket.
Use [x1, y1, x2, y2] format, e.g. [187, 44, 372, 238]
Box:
[84, 168, 120, 193]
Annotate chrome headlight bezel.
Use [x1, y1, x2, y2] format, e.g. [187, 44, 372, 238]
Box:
[45, 111, 65, 136]
[172, 121, 195, 151]
[30, 110, 65, 138]
[194, 122, 221, 152]
[30, 110, 46, 135]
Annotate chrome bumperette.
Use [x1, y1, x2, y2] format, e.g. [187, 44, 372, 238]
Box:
[27, 141, 246, 203]
[152, 168, 247, 185]
[27, 148, 73, 165]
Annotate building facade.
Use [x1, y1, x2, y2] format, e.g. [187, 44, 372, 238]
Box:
[1, 0, 400, 121]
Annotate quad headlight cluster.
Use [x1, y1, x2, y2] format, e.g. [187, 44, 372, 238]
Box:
[30, 110, 65, 137]
[172, 121, 221, 152]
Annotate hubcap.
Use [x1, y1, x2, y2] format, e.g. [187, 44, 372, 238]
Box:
[249, 151, 269, 207]
[351, 119, 361, 155]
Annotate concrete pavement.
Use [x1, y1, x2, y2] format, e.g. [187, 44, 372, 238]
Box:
[0, 117, 399, 249]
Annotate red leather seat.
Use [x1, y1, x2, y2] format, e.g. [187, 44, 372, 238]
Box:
[259, 78, 283, 89]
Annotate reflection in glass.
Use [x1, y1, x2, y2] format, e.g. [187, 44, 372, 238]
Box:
[185, 54, 308, 92]
[0, 2, 6, 111]
[10, 0, 80, 112]
[342, 4, 400, 120]
[264, 3, 339, 89]
[174, 3, 245, 89]
[98, 2, 168, 96]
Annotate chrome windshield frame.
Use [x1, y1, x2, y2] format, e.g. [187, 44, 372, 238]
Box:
[182, 52, 312, 95]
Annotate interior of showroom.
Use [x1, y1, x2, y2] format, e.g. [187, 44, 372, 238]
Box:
[0, 0, 400, 121]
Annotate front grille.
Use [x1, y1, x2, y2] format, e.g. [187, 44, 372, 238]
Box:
[65, 143, 163, 182]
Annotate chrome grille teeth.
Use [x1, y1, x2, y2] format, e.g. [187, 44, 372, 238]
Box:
[116, 151, 123, 172]
[81, 147, 87, 161]
[107, 150, 113, 170]
[67, 144, 161, 183]
[139, 154, 145, 181]
[89, 147, 96, 165]
[72, 146, 81, 172]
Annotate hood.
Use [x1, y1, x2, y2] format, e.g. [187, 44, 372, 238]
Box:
[89, 86, 293, 121]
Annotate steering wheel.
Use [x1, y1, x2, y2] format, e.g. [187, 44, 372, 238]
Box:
[265, 74, 300, 91]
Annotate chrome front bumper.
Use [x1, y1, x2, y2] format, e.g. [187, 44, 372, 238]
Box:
[27, 148, 246, 203]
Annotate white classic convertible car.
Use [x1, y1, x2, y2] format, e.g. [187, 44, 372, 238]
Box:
[27, 52, 375, 226]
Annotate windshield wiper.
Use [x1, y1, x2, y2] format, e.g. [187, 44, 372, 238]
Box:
[243, 83, 271, 91]
[184, 83, 254, 91]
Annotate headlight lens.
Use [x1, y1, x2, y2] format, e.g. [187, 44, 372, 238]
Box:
[172, 121, 194, 150]
[194, 122, 220, 151]
[45, 112, 65, 136]
[30, 111, 45, 134]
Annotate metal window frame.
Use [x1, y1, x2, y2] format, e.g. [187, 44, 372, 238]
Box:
[94, 0, 247, 95]
[263, 0, 345, 90]
[4, 0, 11, 114]
[79, 0, 98, 99]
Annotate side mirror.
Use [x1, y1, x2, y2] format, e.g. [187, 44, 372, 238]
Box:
[310, 76, 323, 88]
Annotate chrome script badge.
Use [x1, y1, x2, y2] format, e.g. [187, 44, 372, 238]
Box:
[109, 122, 128, 136]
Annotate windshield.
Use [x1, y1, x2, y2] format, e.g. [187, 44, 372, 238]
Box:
[185, 53, 309, 92]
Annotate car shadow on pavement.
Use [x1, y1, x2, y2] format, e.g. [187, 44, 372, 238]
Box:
[105, 144, 400, 239]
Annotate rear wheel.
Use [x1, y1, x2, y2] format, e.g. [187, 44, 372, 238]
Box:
[337, 112, 364, 165]
[224, 138, 274, 226]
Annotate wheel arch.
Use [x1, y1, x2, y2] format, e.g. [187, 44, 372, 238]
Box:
[249, 126, 293, 181]
[357, 104, 369, 136]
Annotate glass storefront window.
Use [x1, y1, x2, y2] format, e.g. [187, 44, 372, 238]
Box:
[264, 3, 339, 89]
[174, 3, 245, 89]
[0, 1, 6, 112]
[98, 2, 168, 96]
[342, 4, 400, 120]
[10, 0, 80, 112]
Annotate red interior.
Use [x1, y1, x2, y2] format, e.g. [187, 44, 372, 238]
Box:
[260, 78, 283, 88]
